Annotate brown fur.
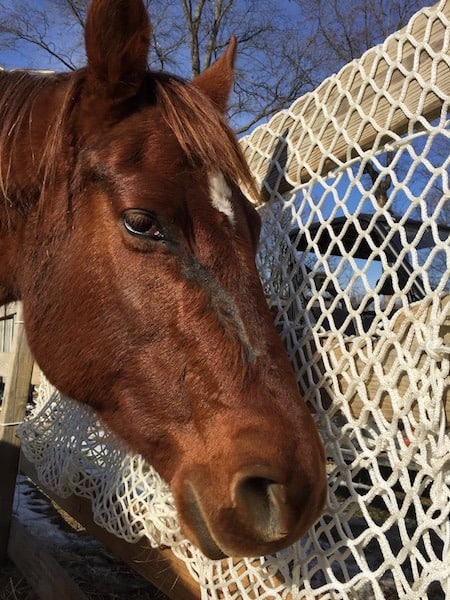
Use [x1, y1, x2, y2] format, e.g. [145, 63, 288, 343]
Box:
[0, 0, 326, 559]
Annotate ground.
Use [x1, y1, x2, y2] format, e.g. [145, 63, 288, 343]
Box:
[0, 559, 36, 600]
[0, 477, 169, 599]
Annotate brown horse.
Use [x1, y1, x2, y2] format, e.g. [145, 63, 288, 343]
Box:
[0, 0, 326, 559]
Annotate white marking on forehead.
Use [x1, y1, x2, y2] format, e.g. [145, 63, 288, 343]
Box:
[208, 171, 235, 226]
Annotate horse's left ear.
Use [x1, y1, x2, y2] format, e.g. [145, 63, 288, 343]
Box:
[84, 0, 151, 103]
[193, 37, 237, 113]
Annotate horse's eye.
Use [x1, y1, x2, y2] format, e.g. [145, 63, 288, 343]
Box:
[122, 209, 166, 241]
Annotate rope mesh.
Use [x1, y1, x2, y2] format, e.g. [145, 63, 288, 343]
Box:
[18, 1, 449, 598]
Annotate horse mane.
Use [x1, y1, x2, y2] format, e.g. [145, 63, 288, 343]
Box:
[0, 70, 78, 212]
[0, 68, 256, 216]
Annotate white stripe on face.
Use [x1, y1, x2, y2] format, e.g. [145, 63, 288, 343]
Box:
[208, 171, 235, 225]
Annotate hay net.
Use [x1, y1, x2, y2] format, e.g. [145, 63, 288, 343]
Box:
[19, 1, 449, 598]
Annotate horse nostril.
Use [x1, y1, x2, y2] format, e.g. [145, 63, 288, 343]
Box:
[233, 471, 294, 542]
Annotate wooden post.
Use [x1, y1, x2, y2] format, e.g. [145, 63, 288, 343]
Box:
[0, 304, 35, 563]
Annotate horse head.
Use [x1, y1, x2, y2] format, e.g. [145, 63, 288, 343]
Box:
[2, 0, 326, 559]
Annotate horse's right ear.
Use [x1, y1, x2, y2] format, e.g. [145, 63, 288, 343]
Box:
[84, 0, 151, 104]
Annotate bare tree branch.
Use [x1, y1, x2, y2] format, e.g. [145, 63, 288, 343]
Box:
[0, 0, 432, 134]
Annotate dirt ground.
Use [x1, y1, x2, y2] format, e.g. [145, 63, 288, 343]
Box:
[1, 477, 169, 599]
[0, 560, 37, 600]
[0, 556, 168, 599]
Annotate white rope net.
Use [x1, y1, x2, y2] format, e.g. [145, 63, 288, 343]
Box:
[18, 2, 449, 598]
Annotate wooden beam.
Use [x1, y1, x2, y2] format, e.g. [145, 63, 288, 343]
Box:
[0, 351, 9, 378]
[323, 294, 450, 424]
[7, 516, 88, 600]
[0, 305, 35, 563]
[20, 456, 201, 600]
[240, 0, 450, 200]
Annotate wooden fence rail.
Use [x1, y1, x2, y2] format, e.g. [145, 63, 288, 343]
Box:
[0, 305, 35, 560]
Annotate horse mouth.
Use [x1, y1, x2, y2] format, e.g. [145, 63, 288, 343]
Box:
[180, 467, 306, 559]
[183, 482, 227, 560]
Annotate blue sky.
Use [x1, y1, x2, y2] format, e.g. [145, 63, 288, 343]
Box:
[0, 0, 85, 71]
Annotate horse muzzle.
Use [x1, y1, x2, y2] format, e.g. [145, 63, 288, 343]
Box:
[177, 462, 326, 559]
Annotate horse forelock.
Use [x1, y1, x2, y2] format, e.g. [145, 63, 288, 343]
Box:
[0, 68, 256, 224]
[150, 74, 256, 199]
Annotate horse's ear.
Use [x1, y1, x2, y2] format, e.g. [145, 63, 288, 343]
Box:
[84, 0, 151, 102]
[193, 37, 237, 113]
